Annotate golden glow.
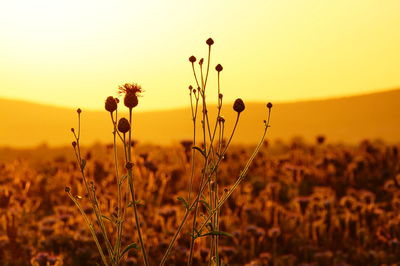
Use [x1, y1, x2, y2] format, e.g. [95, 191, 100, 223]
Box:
[1, 0, 400, 111]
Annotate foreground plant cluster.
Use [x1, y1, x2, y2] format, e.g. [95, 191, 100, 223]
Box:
[1, 139, 400, 265]
[64, 38, 271, 266]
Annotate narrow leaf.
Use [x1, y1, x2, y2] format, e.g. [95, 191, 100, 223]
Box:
[101, 215, 112, 223]
[177, 197, 189, 209]
[128, 200, 144, 207]
[199, 199, 211, 212]
[192, 146, 206, 157]
[81, 159, 86, 170]
[199, 231, 233, 238]
[120, 242, 139, 259]
[119, 175, 127, 185]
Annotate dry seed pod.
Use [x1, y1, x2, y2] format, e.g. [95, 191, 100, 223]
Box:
[233, 98, 245, 113]
[118, 118, 130, 133]
[105, 96, 118, 113]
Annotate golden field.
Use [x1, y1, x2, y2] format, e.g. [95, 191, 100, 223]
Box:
[1, 138, 400, 265]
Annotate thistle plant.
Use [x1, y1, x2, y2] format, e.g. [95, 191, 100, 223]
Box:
[66, 38, 272, 266]
[66, 85, 148, 266]
[159, 38, 272, 265]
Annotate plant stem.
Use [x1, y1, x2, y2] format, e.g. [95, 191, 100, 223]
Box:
[127, 108, 149, 266]
[67, 192, 109, 266]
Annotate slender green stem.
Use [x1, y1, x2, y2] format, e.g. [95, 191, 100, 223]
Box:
[159, 210, 190, 265]
[110, 112, 123, 259]
[67, 192, 109, 266]
[197, 116, 271, 233]
[127, 108, 149, 266]
[73, 113, 114, 261]
[188, 91, 199, 204]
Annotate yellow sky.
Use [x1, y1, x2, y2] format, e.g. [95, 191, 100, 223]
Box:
[1, 0, 399, 111]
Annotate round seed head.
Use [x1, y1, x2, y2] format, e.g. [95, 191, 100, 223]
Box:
[77, 108, 82, 114]
[233, 98, 245, 113]
[217, 116, 225, 123]
[189, 85, 193, 91]
[206, 38, 214, 46]
[267, 102, 273, 109]
[124, 92, 138, 109]
[65, 187, 71, 193]
[215, 64, 223, 72]
[72, 141, 77, 147]
[105, 96, 118, 113]
[189, 56, 196, 63]
[71, 128, 75, 132]
[118, 118, 130, 134]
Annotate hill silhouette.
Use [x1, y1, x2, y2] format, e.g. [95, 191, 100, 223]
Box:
[1, 89, 399, 147]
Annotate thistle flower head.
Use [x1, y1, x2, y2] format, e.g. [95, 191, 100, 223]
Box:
[118, 118, 130, 134]
[118, 83, 142, 96]
[124, 93, 138, 109]
[233, 98, 245, 113]
[105, 96, 118, 113]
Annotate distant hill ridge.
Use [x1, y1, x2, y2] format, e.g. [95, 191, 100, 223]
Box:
[1, 89, 399, 147]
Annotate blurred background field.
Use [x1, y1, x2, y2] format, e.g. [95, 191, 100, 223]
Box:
[1, 138, 400, 265]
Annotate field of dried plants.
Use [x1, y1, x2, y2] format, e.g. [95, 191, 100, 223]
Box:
[1, 139, 400, 265]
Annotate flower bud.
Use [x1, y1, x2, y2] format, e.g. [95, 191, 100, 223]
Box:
[233, 98, 245, 113]
[118, 118, 130, 133]
[215, 64, 223, 72]
[77, 108, 82, 114]
[206, 38, 214, 46]
[105, 96, 118, 113]
[65, 187, 71, 193]
[267, 102, 273, 109]
[126, 162, 134, 169]
[189, 56, 196, 63]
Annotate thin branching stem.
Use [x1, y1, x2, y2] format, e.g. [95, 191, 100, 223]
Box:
[126, 108, 149, 266]
[110, 112, 123, 259]
[197, 111, 271, 233]
[67, 192, 109, 266]
[72, 113, 115, 261]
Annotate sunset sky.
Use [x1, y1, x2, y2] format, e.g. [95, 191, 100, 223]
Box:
[1, 0, 399, 111]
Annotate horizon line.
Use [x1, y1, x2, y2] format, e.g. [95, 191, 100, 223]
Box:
[1, 86, 399, 113]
